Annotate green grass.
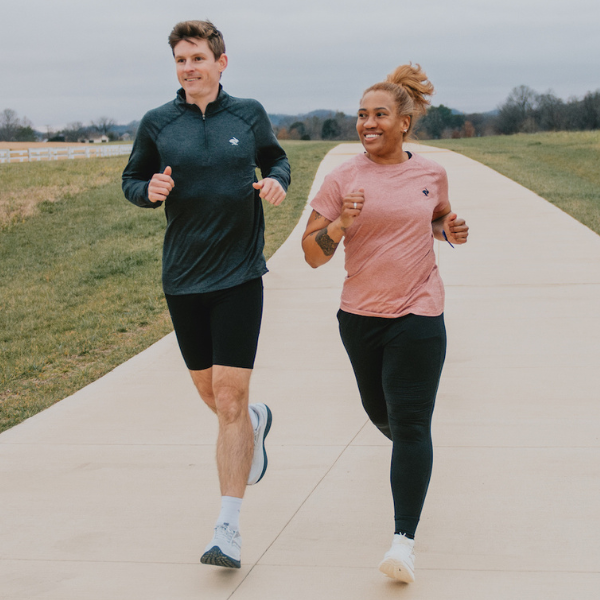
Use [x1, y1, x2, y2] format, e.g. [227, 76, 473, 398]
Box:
[0, 141, 337, 433]
[423, 131, 600, 236]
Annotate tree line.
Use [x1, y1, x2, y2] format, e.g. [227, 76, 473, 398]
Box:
[4, 85, 598, 144]
[0, 110, 139, 143]
[416, 85, 600, 139]
[273, 85, 600, 142]
[45, 117, 139, 143]
[274, 112, 358, 142]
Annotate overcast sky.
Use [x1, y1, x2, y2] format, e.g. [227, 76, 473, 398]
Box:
[2, 0, 599, 129]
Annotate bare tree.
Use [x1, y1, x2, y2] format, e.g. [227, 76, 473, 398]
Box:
[580, 90, 600, 130]
[535, 92, 566, 131]
[0, 109, 22, 141]
[63, 121, 89, 142]
[495, 85, 538, 134]
[91, 116, 117, 136]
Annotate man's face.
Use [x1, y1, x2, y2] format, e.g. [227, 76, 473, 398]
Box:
[174, 38, 227, 103]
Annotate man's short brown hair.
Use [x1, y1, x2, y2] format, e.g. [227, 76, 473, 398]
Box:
[168, 20, 225, 59]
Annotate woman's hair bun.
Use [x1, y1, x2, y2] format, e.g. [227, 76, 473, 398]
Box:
[385, 63, 434, 116]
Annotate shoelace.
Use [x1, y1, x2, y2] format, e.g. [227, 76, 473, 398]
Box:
[216, 524, 240, 546]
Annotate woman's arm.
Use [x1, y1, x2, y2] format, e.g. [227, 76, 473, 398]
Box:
[302, 189, 365, 268]
[431, 203, 469, 245]
[302, 210, 338, 268]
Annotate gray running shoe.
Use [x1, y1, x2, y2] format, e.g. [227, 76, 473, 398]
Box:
[200, 524, 241, 569]
[378, 534, 416, 583]
[247, 403, 272, 485]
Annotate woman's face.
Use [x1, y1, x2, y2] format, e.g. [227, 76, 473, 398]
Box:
[357, 90, 411, 163]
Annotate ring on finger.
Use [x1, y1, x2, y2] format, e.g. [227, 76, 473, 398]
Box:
[353, 202, 357, 209]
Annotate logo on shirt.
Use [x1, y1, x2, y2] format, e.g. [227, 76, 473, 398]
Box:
[229, 137, 239, 146]
[422, 188, 429, 197]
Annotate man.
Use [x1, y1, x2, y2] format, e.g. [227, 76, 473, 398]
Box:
[122, 20, 290, 569]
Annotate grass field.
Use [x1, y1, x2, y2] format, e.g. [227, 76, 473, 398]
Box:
[424, 131, 600, 236]
[0, 140, 336, 433]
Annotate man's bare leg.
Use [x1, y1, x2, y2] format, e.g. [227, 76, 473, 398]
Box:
[190, 366, 254, 497]
[192, 366, 268, 568]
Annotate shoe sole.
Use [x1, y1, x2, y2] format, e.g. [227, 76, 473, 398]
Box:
[248, 404, 272, 485]
[378, 557, 415, 583]
[201, 546, 241, 569]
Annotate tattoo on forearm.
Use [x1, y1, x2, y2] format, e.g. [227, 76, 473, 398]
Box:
[315, 228, 339, 256]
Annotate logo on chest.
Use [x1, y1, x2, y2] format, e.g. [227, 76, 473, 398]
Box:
[229, 137, 239, 146]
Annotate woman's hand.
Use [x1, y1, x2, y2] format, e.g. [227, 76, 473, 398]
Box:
[442, 212, 469, 245]
[433, 209, 469, 245]
[339, 189, 365, 230]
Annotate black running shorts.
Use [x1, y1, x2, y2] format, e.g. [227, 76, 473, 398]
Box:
[165, 277, 263, 371]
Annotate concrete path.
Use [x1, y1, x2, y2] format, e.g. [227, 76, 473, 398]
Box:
[1, 143, 599, 599]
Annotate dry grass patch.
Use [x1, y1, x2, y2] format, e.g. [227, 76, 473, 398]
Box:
[0, 157, 123, 227]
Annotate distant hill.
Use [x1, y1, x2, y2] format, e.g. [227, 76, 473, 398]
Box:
[270, 107, 478, 126]
[269, 109, 336, 126]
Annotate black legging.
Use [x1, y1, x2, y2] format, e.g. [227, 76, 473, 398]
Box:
[337, 310, 447, 538]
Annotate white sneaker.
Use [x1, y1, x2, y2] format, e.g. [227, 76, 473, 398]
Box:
[378, 534, 415, 583]
[247, 403, 272, 485]
[200, 524, 242, 569]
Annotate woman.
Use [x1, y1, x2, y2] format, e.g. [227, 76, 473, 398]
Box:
[302, 64, 468, 583]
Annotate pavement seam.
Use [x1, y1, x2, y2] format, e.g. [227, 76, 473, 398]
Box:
[226, 420, 370, 599]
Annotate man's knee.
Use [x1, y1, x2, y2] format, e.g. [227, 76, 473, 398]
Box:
[214, 385, 248, 423]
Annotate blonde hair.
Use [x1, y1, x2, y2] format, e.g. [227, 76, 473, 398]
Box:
[363, 63, 434, 137]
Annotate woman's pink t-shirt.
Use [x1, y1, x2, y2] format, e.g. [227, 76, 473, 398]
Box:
[310, 152, 448, 318]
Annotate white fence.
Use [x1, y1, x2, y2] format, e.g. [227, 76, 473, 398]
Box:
[0, 144, 133, 164]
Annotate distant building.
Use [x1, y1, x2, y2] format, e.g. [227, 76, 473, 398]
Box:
[79, 134, 109, 143]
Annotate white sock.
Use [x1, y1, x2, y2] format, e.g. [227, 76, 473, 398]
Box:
[217, 496, 242, 531]
[248, 405, 258, 430]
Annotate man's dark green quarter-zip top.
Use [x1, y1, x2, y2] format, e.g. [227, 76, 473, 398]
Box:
[122, 86, 291, 295]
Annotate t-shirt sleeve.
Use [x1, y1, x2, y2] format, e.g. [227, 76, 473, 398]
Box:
[310, 171, 344, 222]
[435, 166, 449, 213]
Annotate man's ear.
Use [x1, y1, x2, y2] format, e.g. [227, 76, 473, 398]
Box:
[218, 53, 228, 73]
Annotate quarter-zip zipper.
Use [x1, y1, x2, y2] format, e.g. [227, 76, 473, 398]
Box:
[200, 111, 208, 166]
